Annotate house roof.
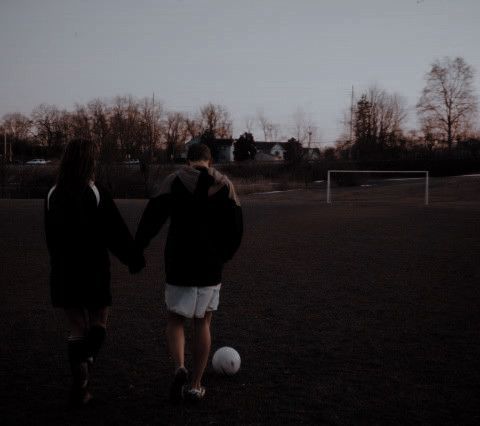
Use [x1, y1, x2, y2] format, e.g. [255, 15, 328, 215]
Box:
[255, 142, 289, 152]
[186, 137, 233, 146]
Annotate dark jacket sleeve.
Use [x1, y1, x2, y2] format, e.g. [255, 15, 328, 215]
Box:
[135, 193, 172, 251]
[44, 195, 52, 253]
[99, 189, 140, 266]
[221, 201, 243, 262]
[44, 188, 61, 257]
[212, 179, 243, 263]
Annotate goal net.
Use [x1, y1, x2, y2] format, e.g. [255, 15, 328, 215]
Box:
[326, 170, 429, 205]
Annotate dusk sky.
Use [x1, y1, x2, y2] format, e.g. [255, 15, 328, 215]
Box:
[1, 0, 480, 145]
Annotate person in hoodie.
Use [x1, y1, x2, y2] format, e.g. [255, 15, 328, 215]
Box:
[45, 139, 145, 406]
[135, 143, 243, 402]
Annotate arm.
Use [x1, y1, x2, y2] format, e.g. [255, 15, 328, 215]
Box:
[44, 195, 53, 254]
[135, 193, 171, 251]
[221, 201, 243, 262]
[44, 186, 57, 254]
[215, 180, 243, 262]
[99, 189, 143, 267]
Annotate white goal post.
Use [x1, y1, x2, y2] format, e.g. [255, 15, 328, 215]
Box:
[326, 170, 430, 205]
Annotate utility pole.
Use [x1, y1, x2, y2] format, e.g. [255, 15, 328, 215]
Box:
[152, 91, 155, 144]
[9, 127, 14, 163]
[349, 85, 354, 160]
[152, 91, 156, 159]
[1, 131, 5, 198]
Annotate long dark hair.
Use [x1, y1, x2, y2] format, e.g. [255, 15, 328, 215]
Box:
[56, 139, 96, 195]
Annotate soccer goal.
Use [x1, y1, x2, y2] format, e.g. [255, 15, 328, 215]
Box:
[326, 170, 429, 205]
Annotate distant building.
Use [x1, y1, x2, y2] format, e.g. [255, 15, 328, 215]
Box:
[181, 138, 321, 163]
[254, 142, 289, 160]
[303, 147, 321, 160]
[184, 137, 234, 163]
[254, 152, 283, 162]
[255, 142, 321, 161]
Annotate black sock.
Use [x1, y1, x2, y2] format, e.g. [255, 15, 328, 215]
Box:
[86, 325, 106, 364]
[67, 336, 88, 387]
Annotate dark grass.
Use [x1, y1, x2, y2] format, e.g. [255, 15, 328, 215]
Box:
[1, 177, 480, 425]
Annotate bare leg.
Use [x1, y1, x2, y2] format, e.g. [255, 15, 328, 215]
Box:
[88, 307, 109, 328]
[166, 312, 186, 370]
[191, 312, 212, 390]
[85, 307, 109, 364]
[64, 308, 91, 404]
[65, 307, 87, 338]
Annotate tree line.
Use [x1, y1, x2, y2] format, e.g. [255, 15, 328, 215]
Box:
[336, 56, 480, 160]
[2, 56, 480, 164]
[0, 99, 234, 163]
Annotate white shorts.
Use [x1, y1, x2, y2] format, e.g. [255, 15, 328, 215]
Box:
[165, 284, 221, 319]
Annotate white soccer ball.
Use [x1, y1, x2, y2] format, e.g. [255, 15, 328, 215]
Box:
[212, 347, 241, 375]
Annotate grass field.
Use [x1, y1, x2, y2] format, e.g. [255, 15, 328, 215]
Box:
[1, 176, 480, 425]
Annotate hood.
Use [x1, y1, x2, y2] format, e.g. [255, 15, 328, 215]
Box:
[176, 166, 240, 206]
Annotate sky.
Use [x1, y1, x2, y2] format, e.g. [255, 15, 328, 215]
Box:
[1, 0, 480, 145]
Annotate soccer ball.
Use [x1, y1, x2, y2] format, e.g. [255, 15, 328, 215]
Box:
[212, 347, 241, 375]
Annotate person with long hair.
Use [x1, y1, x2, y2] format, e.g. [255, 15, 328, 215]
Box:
[45, 139, 144, 406]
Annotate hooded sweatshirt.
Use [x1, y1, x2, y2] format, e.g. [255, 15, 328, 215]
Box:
[135, 166, 243, 287]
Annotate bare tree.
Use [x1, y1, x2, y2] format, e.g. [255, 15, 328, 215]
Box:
[88, 99, 115, 162]
[31, 104, 63, 149]
[292, 107, 319, 146]
[136, 97, 164, 193]
[417, 56, 478, 149]
[244, 115, 256, 133]
[164, 111, 188, 162]
[271, 123, 283, 142]
[70, 104, 91, 140]
[366, 86, 407, 148]
[347, 86, 408, 158]
[2, 113, 32, 141]
[57, 109, 73, 144]
[2, 113, 32, 162]
[31, 104, 74, 156]
[185, 115, 201, 139]
[336, 86, 407, 159]
[137, 96, 163, 158]
[292, 107, 307, 144]
[198, 103, 233, 138]
[110, 96, 142, 159]
[256, 109, 275, 141]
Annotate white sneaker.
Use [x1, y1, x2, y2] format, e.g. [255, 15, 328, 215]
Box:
[182, 386, 206, 402]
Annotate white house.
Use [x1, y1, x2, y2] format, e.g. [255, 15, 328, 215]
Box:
[254, 142, 289, 160]
[182, 138, 321, 162]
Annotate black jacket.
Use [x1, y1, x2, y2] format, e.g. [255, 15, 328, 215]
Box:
[45, 183, 140, 308]
[136, 166, 243, 287]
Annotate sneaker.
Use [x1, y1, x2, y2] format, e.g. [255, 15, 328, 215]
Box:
[182, 386, 206, 402]
[169, 367, 188, 403]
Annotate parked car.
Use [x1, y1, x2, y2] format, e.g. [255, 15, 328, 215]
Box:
[25, 159, 49, 165]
